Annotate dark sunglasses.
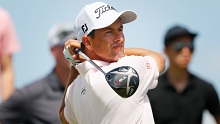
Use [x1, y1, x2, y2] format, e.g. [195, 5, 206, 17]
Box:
[173, 41, 194, 52]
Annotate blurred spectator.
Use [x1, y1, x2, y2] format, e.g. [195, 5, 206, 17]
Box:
[148, 25, 220, 124]
[0, 23, 75, 124]
[0, 8, 20, 102]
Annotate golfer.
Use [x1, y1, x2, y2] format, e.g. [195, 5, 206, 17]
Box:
[59, 2, 165, 124]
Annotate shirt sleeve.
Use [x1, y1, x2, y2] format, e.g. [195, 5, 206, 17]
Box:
[142, 56, 159, 89]
[0, 8, 20, 56]
[206, 84, 220, 116]
[113, 56, 159, 98]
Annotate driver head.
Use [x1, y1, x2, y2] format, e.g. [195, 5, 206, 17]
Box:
[105, 66, 139, 98]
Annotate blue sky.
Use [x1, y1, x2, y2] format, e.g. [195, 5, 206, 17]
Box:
[1, 1, 219, 123]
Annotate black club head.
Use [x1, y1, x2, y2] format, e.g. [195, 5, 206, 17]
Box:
[105, 66, 139, 98]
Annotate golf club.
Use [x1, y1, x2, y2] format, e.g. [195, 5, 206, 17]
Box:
[74, 48, 139, 98]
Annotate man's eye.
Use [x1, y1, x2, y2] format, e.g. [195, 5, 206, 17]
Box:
[106, 31, 112, 34]
[119, 28, 123, 32]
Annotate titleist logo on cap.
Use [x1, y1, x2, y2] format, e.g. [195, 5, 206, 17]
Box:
[94, 4, 116, 19]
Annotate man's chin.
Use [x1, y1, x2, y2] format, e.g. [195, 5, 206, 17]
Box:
[110, 52, 124, 62]
[117, 51, 124, 58]
[179, 63, 189, 69]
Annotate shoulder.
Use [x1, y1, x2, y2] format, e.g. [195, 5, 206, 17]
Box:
[189, 73, 219, 97]
[0, 8, 9, 18]
[0, 75, 49, 107]
[0, 8, 12, 25]
[16, 74, 52, 99]
[118, 55, 156, 66]
[190, 73, 214, 88]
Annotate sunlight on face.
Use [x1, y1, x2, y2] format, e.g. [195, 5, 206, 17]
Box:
[90, 18, 125, 62]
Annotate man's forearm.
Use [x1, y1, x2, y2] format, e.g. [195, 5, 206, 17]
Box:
[59, 66, 79, 124]
[124, 48, 158, 56]
[1, 55, 14, 100]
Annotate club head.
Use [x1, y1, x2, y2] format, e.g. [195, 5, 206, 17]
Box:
[105, 66, 139, 98]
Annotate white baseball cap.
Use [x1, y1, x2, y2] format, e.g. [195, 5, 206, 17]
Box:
[74, 2, 137, 43]
[48, 23, 76, 47]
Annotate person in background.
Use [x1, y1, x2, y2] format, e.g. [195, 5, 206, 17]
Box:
[0, 23, 75, 124]
[148, 25, 220, 124]
[0, 7, 20, 102]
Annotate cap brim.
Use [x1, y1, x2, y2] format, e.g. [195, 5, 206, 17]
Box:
[120, 10, 137, 24]
[165, 32, 197, 46]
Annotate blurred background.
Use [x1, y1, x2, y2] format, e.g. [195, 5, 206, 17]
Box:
[1, 0, 219, 123]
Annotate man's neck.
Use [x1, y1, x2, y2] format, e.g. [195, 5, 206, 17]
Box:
[166, 66, 189, 93]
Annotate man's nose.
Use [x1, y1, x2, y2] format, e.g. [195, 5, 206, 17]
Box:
[181, 47, 192, 53]
[114, 33, 124, 43]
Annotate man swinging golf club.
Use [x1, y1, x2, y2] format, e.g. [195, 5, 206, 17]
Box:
[59, 2, 165, 124]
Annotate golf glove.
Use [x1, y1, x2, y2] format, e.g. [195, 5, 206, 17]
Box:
[63, 46, 81, 66]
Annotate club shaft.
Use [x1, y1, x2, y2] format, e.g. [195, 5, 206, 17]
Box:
[77, 51, 106, 75]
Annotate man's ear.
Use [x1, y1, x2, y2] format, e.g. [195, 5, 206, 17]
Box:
[82, 36, 92, 50]
[164, 47, 168, 55]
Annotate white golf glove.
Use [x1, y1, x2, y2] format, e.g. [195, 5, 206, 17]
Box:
[63, 46, 81, 66]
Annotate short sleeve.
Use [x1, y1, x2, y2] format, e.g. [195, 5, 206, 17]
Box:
[142, 56, 159, 89]
[113, 56, 159, 97]
[0, 8, 20, 56]
[206, 84, 220, 116]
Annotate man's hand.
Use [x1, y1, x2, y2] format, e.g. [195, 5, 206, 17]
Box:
[63, 39, 84, 66]
[63, 46, 81, 66]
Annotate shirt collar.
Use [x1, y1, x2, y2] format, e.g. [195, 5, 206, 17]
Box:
[75, 60, 110, 75]
[162, 71, 196, 89]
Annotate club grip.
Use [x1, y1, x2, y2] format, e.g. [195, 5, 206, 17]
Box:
[74, 48, 91, 61]
[74, 48, 81, 54]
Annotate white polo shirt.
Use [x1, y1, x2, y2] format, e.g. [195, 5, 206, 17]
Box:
[64, 55, 159, 124]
